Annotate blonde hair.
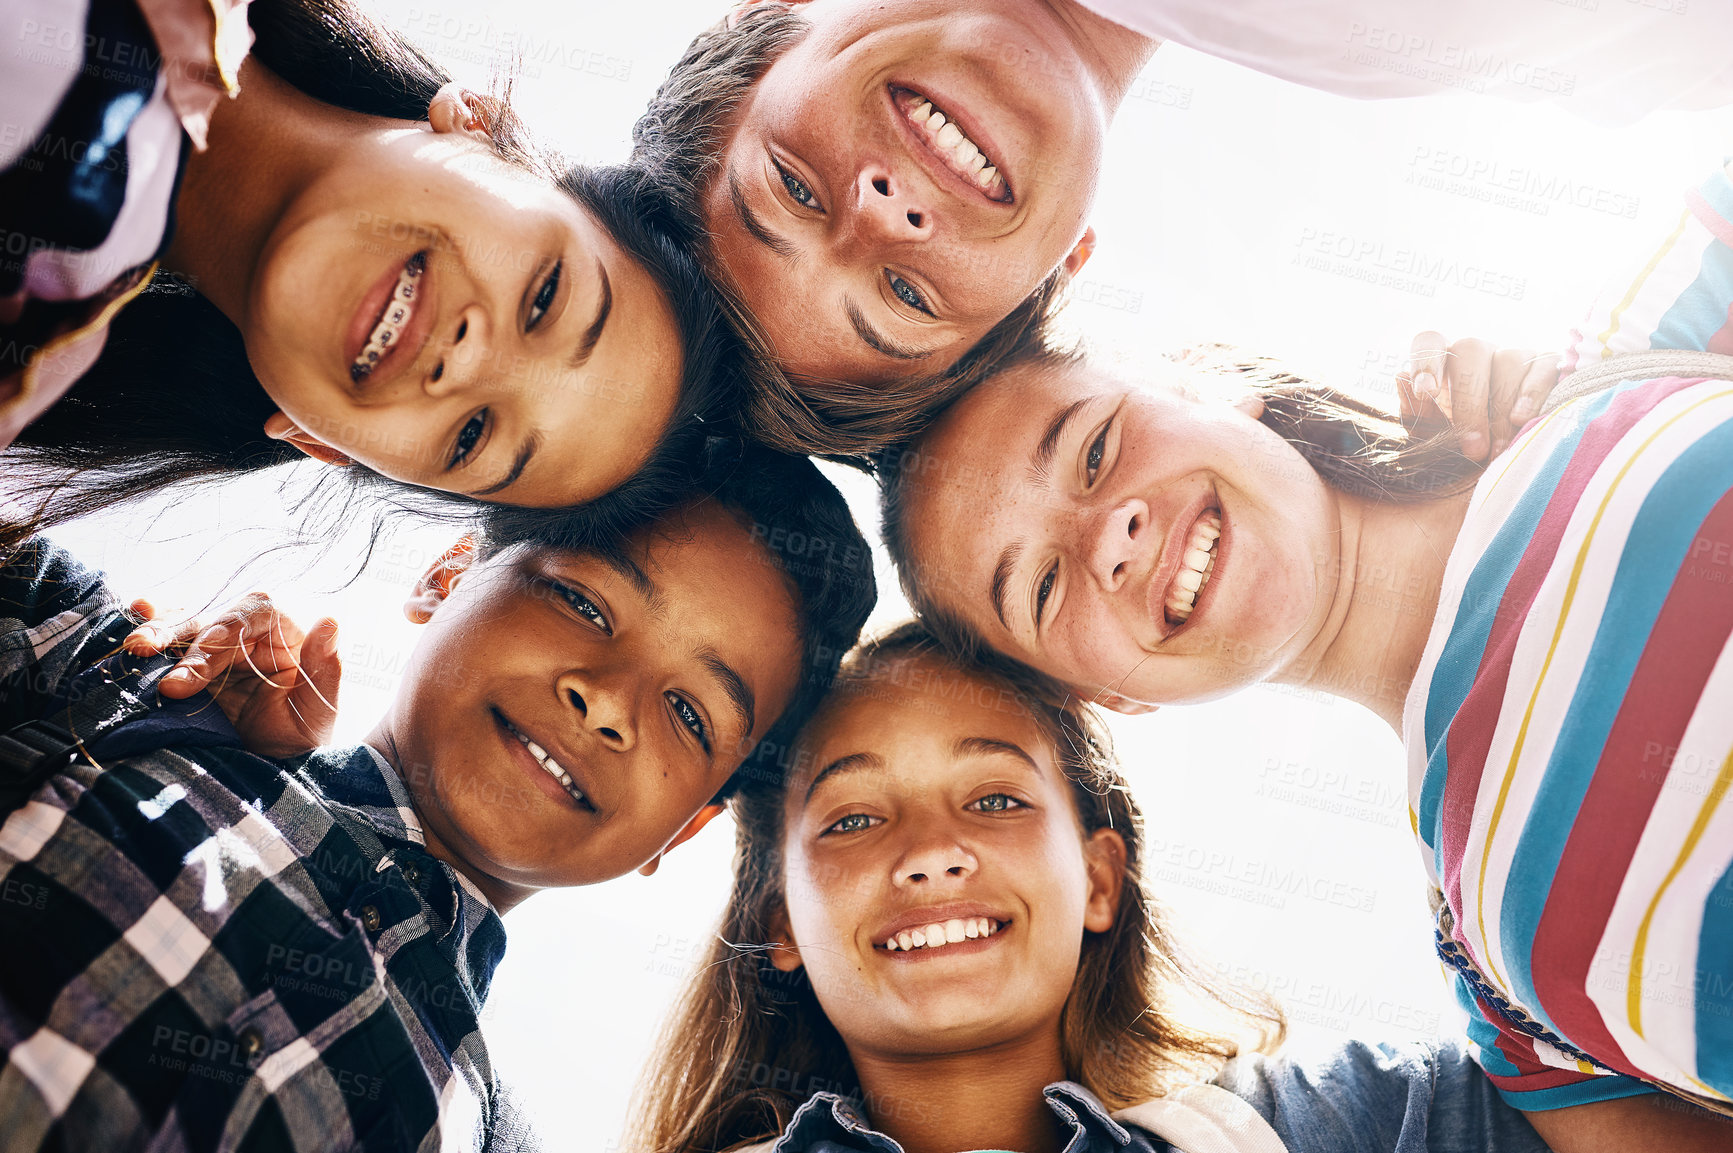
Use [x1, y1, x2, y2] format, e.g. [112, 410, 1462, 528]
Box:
[629, 622, 1284, 1153]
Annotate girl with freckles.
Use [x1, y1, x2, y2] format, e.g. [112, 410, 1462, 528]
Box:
[631, 624, 1552, 1153]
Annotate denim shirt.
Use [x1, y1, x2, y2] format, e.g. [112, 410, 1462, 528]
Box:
[773, 1081, 1159, 1153]
[765, 1040, 1550, 1153]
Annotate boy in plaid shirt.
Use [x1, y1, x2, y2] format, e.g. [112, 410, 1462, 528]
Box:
[0, 444, 875, 1151]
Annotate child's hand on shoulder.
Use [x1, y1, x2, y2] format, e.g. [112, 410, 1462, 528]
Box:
[1397, 331, 1560, 460]
[123, 593, 342, 759]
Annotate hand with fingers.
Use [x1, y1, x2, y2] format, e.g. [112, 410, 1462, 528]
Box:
[1396, 331, 1560, 461]
[122, 593, 342, 760]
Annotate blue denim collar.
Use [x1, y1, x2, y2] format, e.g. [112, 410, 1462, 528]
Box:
[772, 1081, 1134, 1153]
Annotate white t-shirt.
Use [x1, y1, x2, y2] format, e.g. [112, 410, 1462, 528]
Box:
[1082, 0, 1733, 124]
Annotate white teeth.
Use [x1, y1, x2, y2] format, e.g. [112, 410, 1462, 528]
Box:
[1165, 513, 1222, 624]
[902, 91, 1007, 201]
[883, 917, 1002, 951]
[505, 718, 586, 805]
[351, 253, 424, 382]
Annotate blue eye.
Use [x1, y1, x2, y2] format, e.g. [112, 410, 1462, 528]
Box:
[823, 812, 878, 835]
[450, 410, 487, 467]
[528, 260, 561, 331]
[888, 272, 933, 316]
[1034, 563, 1057, 625]
[968, 793, 1026, 814]
[774, 160, 819, 209]
[668, 692, 709, 752]
[550, 581, 610, 634]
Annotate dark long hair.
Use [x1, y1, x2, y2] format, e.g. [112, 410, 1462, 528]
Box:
[4, 0, 736, 550]
[631, 623, 1283, 1153]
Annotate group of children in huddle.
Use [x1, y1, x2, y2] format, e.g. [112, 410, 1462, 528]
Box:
[5, 0, 1733, 1150]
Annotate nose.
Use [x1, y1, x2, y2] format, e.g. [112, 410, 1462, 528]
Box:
[1086, 497, 1152, 592]
[557, 670, 637, 752]
[892, 823, 977, 888]
[852, 164, 933, 246]
[426, 300, 491, 396]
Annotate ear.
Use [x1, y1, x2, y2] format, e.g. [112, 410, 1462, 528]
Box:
[1095, 688, 1159, 716]
[1232, 393, 1267, 421]
[264, 411, 353, 467]
[765, 904, 805, 973]
[404, 535, 479, 624]
[1081, 827, 1127, 933]
[427, 81, 498, 144]
[635, 803, 727, 877]
[1061, 225, 1098, 278]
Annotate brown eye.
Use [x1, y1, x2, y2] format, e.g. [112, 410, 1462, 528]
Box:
[449, 410, 486, 467]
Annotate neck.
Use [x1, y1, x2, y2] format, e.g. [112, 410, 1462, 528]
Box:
[364, 719, 535, 915]
[1046, 0, 1160, 110]
[848, 1032, 1072, 1153]
[1276, 489, 1472, 731]
[163, 60, 377, 327]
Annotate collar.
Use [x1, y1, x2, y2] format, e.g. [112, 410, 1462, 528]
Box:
[294, 743, 430, 850]
[289, 744, 507, 997]
[773, 1081, 1134, 1153]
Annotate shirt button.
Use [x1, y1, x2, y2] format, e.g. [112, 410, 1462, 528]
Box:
[402, 862, 421, 885]
[361, 904, 382, 932]
[237, 1028, 264, 1064]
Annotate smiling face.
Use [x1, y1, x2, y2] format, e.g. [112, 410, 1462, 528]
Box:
[773, 653, 1122, 1059]
[702, 0, 1111, 387]
[382, 502, 803, 893]
[247, 129, 681, 506]
[901, 358, 1344, 708]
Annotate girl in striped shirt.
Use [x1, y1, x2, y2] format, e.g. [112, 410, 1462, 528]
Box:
[885, 164, 1733, 1151]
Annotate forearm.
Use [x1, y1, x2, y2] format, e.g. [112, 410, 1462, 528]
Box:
[1523, 1093, 1733, 1153]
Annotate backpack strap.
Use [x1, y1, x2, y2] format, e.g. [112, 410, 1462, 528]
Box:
[1540, 349, 1733, 417]
[1112, 1083, 1289, 1153]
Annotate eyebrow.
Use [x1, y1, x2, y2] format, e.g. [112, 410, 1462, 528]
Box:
[471, 433, 542, 497]
[989, 542, 1023, 630]
[804, 751, 885, 803]
[845, 300, 934, 362]
[987, 397, 1094, 629]
[954, 735, 1038, 772]
[594, 548, 661, 611]
[570, 260, 612, 368]
[697, 647, 755, 741]
[728, 166, 799, 261]
[1030, 398, 1090, 484]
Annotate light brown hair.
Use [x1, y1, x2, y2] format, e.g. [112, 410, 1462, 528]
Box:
[629, 622, 1283, 1153]
[630, 5, 1073, 458]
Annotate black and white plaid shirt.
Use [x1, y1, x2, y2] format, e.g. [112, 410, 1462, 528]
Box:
[0, 540, 511, 1151]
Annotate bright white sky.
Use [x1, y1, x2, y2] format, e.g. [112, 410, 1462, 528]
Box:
[46, 2, 1733, 1147]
